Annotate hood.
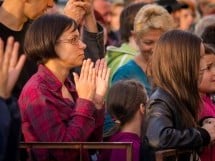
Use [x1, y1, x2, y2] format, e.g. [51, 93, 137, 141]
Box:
[106, 43, 138, 62]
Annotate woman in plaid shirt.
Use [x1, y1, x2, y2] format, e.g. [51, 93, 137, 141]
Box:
[18, 14, 110, 161]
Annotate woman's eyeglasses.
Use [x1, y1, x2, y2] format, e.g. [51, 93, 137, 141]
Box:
[57, 36, 80, 45]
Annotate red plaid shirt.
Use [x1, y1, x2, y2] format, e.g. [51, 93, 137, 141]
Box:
[18, 65, 104, 161]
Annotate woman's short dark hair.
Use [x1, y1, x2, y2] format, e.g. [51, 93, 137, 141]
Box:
[24, 13, 78, 64]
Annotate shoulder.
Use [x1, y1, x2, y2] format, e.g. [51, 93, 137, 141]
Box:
[147, 88, 176, 116]
[111, 60, 138, 83]
[115, 60, 136, 73]
[19, 73, 50, 103]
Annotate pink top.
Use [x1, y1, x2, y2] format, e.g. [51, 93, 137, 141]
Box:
[199, 94, 215, 161]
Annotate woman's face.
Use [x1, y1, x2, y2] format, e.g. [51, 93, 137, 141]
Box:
[136, 29, 163, 62]
[54, 27, 86, 68]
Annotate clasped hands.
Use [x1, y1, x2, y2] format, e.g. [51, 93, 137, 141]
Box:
[73, 58, 110, 109]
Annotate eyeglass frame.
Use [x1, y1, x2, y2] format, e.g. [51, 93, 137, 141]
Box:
[56, 35, 81, 45]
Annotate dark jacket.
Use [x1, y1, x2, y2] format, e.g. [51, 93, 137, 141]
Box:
[140, 87, 210, 161]
[0, 97, 21, 161]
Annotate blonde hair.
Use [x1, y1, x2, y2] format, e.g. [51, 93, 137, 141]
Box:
[134, 4, 175, 36]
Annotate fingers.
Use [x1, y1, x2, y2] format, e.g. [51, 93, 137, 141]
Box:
[15, 54, 26, 71]
[96, 58, 110, 80]
[88, 61, 94, 82]
[0, 36, 21, 99]
[75, 59, 96, 101]
[95, 59, 100, 75]
[80, 59, 93, 80]
[97, 58, 104, 78]
[0, 38, 4, 66]
[9, 42, 19, 68]
[3, 37, 14, 74]
[73, 72, 79, 85]
[80, 59, 86, 79]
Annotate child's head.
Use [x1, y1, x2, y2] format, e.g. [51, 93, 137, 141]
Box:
[198, 25, 215, 94]
[198, 44, 215, 94]
[107, 80, 148, 128]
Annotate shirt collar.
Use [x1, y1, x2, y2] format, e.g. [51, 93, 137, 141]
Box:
[37, 64, 76, 92]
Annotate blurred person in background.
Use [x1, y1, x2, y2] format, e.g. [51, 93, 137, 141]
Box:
[177, 0, 197, 31]
[109, 1, 124, 34]
[194, 14, 215, 36]
[156, 0, 189, 29]
[124, 0, 154, 7]
[93, 0, 120, 46]
[197, 0, 215, 17]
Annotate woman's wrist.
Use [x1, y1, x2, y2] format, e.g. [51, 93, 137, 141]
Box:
[94, 94, 104, 108]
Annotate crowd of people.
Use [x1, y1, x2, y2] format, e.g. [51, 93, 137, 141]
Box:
[0, 0, 215, 161]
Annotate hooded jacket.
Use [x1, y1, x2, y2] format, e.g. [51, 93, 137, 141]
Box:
[105, 43, 138, 85]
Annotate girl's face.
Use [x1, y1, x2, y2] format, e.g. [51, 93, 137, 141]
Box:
[199, 53, 215, 93]
[54, 27, 86, 68]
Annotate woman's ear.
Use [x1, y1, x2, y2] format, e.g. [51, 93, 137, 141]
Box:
[139, 103, 145, 115]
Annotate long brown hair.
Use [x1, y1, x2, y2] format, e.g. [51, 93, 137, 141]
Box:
[152, 30, 202, 126]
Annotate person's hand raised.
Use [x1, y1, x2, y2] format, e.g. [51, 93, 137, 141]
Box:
[0, 37, 26, 99]
[73, 59, 96, 101]
[64, 0, 91, 25]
